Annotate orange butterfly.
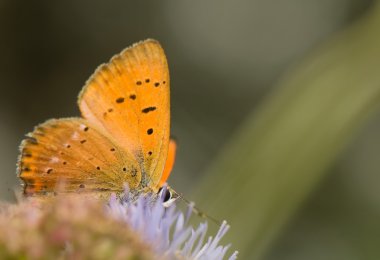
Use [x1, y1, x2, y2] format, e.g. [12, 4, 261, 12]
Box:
[17, 39, 176, 199]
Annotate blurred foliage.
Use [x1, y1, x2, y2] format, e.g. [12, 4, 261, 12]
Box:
[194, 2, 380, 259]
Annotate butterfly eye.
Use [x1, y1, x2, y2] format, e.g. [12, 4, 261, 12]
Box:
[158, 187, 172, 202]
[163, 189, 172, 203]
[159, 187, 179, 207]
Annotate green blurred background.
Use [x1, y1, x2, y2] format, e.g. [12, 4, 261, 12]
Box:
[1, 0, 380, 259]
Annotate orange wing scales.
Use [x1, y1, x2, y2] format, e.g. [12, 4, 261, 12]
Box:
[159, 139, 177, 187]
[78, 39, 170, 190]
[18, 118, 141, 196]
[18, 39, 172, 197]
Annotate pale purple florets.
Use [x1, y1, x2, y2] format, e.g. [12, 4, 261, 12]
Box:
[107, 186, 238, 260]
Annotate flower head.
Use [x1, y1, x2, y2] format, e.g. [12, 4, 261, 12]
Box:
[108, 185, 238, 260]
[0, 196, 154, 259]
[0, 186, 237, 259]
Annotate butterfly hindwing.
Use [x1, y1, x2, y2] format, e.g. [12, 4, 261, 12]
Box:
[159, 139, 177, 187]
[78, 39, 170, 190]
[18, 118, 142, 196]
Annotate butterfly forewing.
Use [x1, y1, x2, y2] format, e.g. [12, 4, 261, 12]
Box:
[18, 118, 142, 196]
[78, 39, 170, 189]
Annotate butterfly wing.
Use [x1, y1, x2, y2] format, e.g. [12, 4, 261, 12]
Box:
[18, 118, 141, 196]
[159, 138, 177, 187]
[78, 39, 170, 190]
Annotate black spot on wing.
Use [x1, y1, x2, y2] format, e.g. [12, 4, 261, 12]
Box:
[142, 106, 156, 113]
[116, 97, 125, 103]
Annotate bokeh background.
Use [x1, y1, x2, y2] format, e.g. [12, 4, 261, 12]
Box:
[1, 0, 380, 259]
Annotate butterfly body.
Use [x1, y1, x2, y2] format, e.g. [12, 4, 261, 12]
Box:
[17, 39, 175, 199]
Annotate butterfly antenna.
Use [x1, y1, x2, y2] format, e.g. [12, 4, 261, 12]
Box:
[171, 189, 222, 226]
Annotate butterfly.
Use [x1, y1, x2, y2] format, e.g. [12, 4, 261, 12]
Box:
[17, 39, 177, 200]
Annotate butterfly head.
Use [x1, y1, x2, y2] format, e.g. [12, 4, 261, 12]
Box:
[158, 185, 180, 207]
